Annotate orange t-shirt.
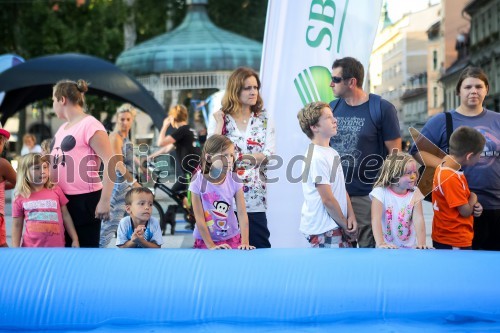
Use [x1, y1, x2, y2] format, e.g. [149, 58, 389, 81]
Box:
[432, 165, 473, 247]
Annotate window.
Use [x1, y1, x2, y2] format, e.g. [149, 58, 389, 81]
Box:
[433, 50, 438, 70]
[433, 87, 438, 108]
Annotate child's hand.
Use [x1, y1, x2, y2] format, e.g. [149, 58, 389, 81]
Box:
[71, 239, 80, 248]
[376, 243, 398, 249]
[473, 202, 483, 217]
[416, 244, 434, 249]
[238, 243, 256, 250]
[346, 215, 358, 241]
[131, 226, 145, 243]
[209, 243, 232, 250]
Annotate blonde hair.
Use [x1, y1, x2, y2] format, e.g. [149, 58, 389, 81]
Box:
[40, 139, 52, 155]
[53, 79, 88, 108]
[116, 103, 137, 118]
[23, 133, 36, 144]
[222, 67, 263, 116]
[373, 153, 417, 188]
[200, 134, 234, 175]
[297, 101, 330, 139]
[14, 153, 53, 198]
[168, 104, 188, 123]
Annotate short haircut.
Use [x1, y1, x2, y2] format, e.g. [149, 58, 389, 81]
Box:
[125, 187, 154, 205]
[332, 57, 364, 88]
[297, 101, 330, 139]
[449, 126, 485, 157]
[168, 104, 188, 123]
[455, 67, 489, 95]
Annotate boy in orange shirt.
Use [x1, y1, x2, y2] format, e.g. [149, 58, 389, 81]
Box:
[432, 126, 485, 250]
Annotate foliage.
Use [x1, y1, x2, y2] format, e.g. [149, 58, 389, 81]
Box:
[207, 0, 268, 42]
[0, 0, 126, 60]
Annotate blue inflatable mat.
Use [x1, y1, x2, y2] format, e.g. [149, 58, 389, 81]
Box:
[1, 248, 499, 332]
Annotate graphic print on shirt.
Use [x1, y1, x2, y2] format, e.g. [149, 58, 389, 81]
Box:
[201, 192, 231, 236]
[476, 126, 500, 167]
[23, 199, 61, 235]
[332, 116, 364, 167]
[52, 135, 76, 169]
[213, 200, 230, 237]
[384, 204, 414, 244]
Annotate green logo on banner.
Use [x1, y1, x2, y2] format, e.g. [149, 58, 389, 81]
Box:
[294, 66, 335, 106]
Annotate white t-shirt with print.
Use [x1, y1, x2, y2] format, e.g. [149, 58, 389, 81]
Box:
[369, 187, 417, 248]
[300, 144, 347, 235]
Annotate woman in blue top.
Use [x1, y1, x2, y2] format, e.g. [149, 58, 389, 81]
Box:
[410, 67, 500, 250]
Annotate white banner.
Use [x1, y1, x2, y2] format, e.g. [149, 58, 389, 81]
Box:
[260, 0, 383, 247]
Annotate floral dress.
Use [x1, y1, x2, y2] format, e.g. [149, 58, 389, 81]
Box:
[217, 110, 275, 213]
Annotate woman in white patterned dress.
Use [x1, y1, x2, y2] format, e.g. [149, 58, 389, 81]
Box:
[208, 67, 275, 248]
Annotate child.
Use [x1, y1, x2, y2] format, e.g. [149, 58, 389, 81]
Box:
[370, 153, 430, 249]
[40, 139, 52, 156]
[432, 126, 485, 250]
[189, 134, 254, 250]
[11, 153, 79, 247]
[116, 187, 164, 248]
[297, 102, 357, 248]
[0, 126, 16, 247]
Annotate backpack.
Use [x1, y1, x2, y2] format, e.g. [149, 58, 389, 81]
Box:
[329, 93, 385, 156]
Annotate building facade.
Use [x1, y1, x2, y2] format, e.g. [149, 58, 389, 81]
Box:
[370, 4, 441, 132]
[464, 0, 500, 111]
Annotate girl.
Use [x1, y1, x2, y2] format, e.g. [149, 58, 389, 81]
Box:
[0, 126, 16, 247]
[370, 153, 430, 249]
[12, 153, 79, 247]
[189, 134, 254, 250]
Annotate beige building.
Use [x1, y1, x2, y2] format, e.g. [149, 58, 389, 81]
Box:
[464, 0, 500, 111]
[370, 4, 441, 133]
[401, 73, 427, 143]
[427, 0, 470, 117]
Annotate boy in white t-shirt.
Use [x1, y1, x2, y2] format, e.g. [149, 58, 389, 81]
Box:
[297, 102, 357, 247]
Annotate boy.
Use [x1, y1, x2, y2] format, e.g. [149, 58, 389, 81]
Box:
[0, 126, 16, 247]
[116, 187, 164, 248]
[432, 126, 485, 250]
[297, 101, 357, 248]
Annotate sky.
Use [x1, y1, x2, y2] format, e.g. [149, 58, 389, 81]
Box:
[386, 0, 441, 23]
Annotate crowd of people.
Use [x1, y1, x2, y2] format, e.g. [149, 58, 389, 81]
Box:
[0, 58, 498, 251]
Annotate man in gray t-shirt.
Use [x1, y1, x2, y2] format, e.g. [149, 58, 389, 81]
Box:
[329, 57, 401, 248]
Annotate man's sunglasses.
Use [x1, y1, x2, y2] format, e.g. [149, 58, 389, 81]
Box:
[331, 76, 351, 84]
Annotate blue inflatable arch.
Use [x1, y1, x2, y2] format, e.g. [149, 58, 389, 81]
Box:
[1, 249, 499, 332]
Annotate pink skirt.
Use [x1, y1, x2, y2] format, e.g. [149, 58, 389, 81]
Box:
[194, 234, 242, 249]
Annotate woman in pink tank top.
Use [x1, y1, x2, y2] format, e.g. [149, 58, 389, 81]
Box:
[50, 79, 115, 247]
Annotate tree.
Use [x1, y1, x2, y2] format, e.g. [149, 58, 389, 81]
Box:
[208, 0, 268, 42]
[0, 0, 126, 60]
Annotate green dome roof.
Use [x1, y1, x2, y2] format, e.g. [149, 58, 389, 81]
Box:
[116, 2, 262, 76]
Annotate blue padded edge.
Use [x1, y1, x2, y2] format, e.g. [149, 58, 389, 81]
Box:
[0, 249, 499, 331]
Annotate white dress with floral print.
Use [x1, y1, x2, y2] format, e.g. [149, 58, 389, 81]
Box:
[208, 110, 275, 213]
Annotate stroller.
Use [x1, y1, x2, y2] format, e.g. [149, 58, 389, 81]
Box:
[146, 160, 196, 235]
